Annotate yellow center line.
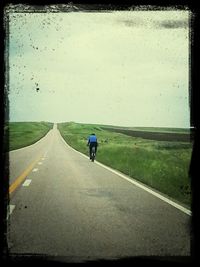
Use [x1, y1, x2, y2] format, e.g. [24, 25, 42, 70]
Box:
[9, 155, 43, 195]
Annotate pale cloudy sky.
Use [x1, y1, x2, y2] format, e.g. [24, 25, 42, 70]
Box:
[7, 8, 191, 127]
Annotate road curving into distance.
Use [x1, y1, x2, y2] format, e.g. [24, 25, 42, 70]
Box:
[7, 124, 191, 262]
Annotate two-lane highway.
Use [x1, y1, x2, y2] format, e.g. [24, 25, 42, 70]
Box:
[7, 124, 191, 262]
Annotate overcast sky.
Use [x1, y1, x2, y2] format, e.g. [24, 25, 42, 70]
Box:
[7, 8, 190, 127]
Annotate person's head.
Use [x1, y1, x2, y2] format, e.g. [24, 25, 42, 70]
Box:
[92, 133, 95, 135]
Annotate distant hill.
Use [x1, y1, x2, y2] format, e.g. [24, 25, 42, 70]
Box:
[100, 125, 193, 142]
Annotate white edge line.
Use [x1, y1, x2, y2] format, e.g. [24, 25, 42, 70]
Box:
[7, 205, 15, 220]
[95, 161, 192, 216]
[59, 132, 192, 216]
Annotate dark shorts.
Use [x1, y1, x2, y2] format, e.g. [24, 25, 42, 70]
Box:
[89, 142, 98, 154]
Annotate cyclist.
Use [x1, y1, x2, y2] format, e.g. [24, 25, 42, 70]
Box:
[87, 133, 98, 160]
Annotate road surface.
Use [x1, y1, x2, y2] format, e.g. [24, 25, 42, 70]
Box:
[7, 124, 191, 262]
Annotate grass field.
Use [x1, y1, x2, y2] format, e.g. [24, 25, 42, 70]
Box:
[5, 121, 53, 151]
[101, 126, 193, 142]
[58, 122, 193, 207]
[100, 125, 191, 133]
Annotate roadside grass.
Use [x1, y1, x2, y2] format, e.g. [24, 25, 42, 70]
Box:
[58, 122, 193, 207]
[5, 122, 53, 151]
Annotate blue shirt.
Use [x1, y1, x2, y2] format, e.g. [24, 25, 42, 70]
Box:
[88, 135, 97, 143]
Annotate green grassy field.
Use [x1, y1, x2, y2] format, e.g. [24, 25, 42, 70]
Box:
[5, 121, 53, 151]
[58, 122, 193, 207]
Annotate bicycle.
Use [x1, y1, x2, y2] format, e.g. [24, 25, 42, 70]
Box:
[91, 146, 96, 162]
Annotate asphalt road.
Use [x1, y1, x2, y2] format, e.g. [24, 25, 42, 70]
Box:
[7, 124, 191, 262]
